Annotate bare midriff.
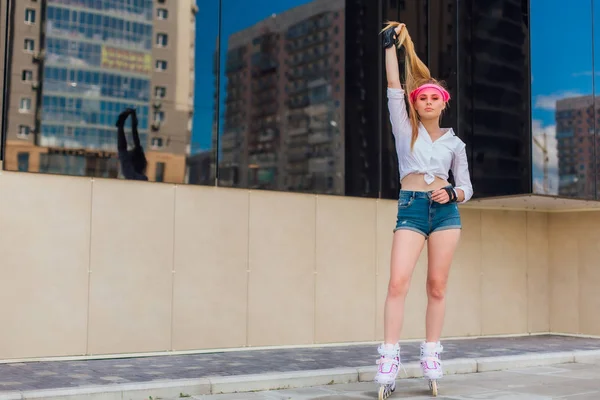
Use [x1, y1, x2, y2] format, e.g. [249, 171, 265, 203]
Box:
[400, 173, 450, 192]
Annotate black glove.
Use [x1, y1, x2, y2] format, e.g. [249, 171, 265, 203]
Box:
[382, 26, 399, 49]
[443, 186, 458, 203]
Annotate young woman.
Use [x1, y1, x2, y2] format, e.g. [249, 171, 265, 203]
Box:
[375, 22, 473, 398]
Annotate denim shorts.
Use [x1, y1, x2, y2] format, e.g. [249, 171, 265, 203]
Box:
[394, 187, 462, 239]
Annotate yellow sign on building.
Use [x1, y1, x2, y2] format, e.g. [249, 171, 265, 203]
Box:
[101, 46, 152, 75]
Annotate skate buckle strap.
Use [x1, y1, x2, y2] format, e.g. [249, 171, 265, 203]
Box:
[421, 356, 442, 368]
[377, 357, 407, 377]
[377, 357, 399, 367]
[377, 357, 408, 376]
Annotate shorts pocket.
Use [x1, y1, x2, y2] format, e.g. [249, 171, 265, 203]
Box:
[398, 195, 413, 209]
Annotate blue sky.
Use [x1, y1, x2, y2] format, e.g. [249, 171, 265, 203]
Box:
[192, 0, 310, 152]
[530, 0, 596, 126]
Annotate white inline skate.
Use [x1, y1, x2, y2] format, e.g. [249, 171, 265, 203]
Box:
[375, 343, 401, 399]
[420, 341, 443, 397]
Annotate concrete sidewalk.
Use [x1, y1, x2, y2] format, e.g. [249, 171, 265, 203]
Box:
[180, 361, 600, 399]
[0, 335, 599, 399]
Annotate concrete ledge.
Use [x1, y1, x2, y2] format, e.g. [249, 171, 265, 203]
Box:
[5, 378, 211, 400]
[0, 351, 593, 399]
[209, 368, 358, 394]
[476, 352, 574, 372]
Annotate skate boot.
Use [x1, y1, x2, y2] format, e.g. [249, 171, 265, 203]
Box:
[375, 343, 400, 399]
[420, 341, 443, 397]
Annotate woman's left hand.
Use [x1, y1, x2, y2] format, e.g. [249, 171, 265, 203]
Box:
[431, 188, 449, 204]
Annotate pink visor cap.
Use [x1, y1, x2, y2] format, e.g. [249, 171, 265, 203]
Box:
[409, 83, 451, 103]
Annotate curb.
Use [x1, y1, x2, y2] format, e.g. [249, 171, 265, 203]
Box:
[1, 350, 599, 399]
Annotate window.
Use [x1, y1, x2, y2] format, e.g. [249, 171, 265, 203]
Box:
[25, 9, 36, 24]
[18, 125, 30, 137]
[156, 33, 168, 47]
[19, 98, 32, 111]
[17, 153, 30, 172]
[153, 111, 165, 122]
[155, 162, 165, 182]
[24, 39, 34, 52]
[22, 70, 33, 82]
[157, 8, 168, 19]
[151, 137, 164, 148]
[155, 86, 166, 98]
[156, 60, 167, 71]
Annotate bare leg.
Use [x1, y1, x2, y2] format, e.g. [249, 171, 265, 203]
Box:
[383, 230, 426, 344]
[425, 229, 461, 342]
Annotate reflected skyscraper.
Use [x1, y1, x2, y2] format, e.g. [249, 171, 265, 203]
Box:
[1, 0, 196, 182]
[555, 95, 596, 198]
[219, 0, 345, 194]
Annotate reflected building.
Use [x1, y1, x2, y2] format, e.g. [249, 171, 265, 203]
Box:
[219, 0, 345, 194]
[555, 95, 596, 198]
[2, 0, 197, 182]
[186, 149, 213, 186]
[457, 0, 531, 197]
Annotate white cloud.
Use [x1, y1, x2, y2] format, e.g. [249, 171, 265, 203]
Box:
[571, 71, 600, 77]
[534, 91, 583, 111]
[531, 120, 559, 195]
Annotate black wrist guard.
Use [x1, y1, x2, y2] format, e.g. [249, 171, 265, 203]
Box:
[382, 27, 398, 49]
[444, 187, 458, 203]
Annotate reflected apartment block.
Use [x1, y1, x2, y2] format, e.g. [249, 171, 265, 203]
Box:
[555, 96, 596, 198]
[1, 0, 196, 183]
[219, 0, 345, 194]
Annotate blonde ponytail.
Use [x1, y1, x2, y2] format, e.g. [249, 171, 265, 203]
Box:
[381, 21, 447, 149]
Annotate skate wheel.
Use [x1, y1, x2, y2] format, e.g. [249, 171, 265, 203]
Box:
[378, 385, 385, 400]
[430, 380, 438, 397]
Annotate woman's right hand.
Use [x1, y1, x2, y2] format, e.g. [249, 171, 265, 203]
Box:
[383, 23, 405, 49]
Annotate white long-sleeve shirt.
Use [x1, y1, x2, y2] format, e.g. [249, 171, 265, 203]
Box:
[387, 87, 473, 203]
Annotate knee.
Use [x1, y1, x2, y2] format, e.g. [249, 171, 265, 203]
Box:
[388, 277, 410, 298]
[426, 278, 447, 301]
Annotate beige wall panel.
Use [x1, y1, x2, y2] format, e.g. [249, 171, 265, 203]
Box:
[172, 186, 249, 350]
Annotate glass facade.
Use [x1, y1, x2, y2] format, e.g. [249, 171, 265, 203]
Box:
[530, 0, 599, 199]
[5, 0, 600, 201]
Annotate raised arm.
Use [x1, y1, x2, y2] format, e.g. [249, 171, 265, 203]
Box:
[131, 109, 142, 148]
[383, 24, 411, 138]
[384, 25, 403, 89]
[115, 109, 131, 152]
